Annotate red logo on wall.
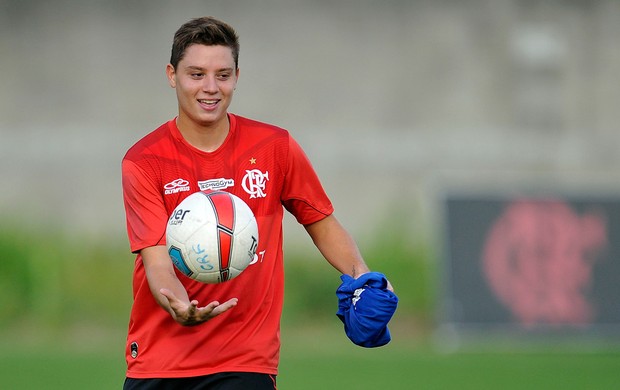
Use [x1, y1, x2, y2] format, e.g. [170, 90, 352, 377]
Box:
[482, 199, 607, 327]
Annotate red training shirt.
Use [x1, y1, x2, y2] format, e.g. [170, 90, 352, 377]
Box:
[121, 114, 333, 378]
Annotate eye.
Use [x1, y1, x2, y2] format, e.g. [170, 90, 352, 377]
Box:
[217, 73, 231, 80]
[190, 72, 204, 79]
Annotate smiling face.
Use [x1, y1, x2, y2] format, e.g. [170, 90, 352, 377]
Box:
[166, 44, 239, 134]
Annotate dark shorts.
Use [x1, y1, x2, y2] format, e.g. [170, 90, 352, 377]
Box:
[123, 372, 277, 390]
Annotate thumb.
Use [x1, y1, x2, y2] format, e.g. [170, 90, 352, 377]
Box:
[159, 288, 177, 303]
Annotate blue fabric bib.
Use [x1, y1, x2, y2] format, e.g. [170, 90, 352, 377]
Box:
[336, 272, 399, 348]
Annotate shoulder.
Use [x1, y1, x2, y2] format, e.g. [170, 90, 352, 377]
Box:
[123, 120, 175, 162]
[232, 114, 290, 139]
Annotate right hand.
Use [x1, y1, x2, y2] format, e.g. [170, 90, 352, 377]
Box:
[159, 288, 238, 326]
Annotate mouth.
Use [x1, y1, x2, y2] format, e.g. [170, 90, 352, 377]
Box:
[197, 99, 220, 109]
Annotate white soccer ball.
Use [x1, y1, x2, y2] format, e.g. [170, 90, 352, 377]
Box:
[166, 190, 259, 283]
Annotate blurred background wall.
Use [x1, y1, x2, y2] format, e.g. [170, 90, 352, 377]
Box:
[1, 0, 620, 246]
[2, 7, 620, 388]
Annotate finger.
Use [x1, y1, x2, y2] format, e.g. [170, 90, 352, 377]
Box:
[187, 301, 197, 317]
[198, 298, 238, 319]
[209, 298, 238, 316]
[203, 301, 220, 310]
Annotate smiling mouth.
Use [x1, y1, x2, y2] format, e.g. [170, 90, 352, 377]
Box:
[198, 99, 219, 105]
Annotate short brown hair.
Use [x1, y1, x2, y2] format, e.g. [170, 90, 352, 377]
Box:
[170, 16, 240, 69]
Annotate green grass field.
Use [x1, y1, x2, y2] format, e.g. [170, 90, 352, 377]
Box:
[1, 325, 618, 390]
[1, 227, 619, 389]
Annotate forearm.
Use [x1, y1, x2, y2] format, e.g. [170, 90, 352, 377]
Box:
[304, 215, 370, 278]
[141, 245, 189, 314]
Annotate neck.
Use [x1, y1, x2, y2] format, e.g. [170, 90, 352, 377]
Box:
[176, 115, 230, 152]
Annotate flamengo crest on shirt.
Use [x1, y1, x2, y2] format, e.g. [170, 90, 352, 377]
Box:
[242, 169, 269, 198]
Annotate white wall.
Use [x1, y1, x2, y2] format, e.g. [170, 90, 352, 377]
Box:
[1, 0, 619, 247]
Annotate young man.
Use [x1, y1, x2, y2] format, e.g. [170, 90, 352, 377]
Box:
[122, 16, 390, 389]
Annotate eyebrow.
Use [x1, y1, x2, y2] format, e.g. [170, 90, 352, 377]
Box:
[185, 65, 234, 73]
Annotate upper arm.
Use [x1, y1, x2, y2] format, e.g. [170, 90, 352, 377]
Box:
[281, 136, 334, 224]
[122, 159, 169, 252]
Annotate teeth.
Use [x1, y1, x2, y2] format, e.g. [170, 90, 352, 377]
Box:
[199, 99, 217, 104]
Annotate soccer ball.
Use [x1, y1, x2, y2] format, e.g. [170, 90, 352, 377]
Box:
[166, 190, 259, 283]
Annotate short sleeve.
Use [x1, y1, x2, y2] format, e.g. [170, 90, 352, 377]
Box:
[281, 136, 334, 225]
[122, 159, 168, 252]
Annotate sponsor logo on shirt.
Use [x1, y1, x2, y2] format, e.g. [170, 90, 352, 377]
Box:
[242, 169, 269, 198]
[164, 178, 191, 195]
[198, 178, 235, 191]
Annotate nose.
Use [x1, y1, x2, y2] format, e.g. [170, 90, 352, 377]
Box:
[202, 76, 218, 93]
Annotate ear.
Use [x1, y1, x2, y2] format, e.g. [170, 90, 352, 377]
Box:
[234, 67, 240, 90]
[166, 64, 176, 88]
